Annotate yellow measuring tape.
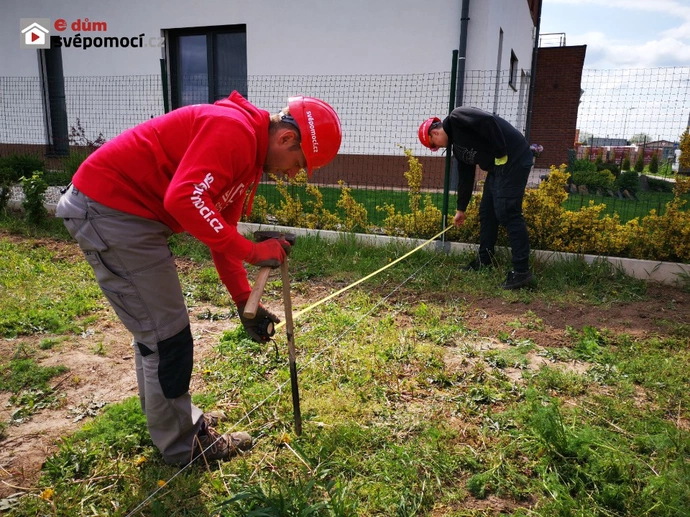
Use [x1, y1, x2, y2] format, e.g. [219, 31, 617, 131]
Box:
[275, 225, 454, 330]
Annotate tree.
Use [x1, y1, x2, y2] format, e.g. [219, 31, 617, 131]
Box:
[629, 133, 650, 145]
[679, 128, 690, 172]
[634, 152, 645, 173]
[649, 151, 659, 174]
[578, 131, 594, 145]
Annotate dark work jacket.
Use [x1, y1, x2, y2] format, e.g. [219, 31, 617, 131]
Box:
[443, 107, 530, 211]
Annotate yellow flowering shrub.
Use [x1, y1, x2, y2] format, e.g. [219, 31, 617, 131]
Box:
[449, 194, 481, 243]
[336, 180, 369, 232]
[632, 177, 690, 261]
[521, 166, 690, 262]
[556, 202, 630, 256]
[377, 148, 442, 238]
[252, 158, 690, 264]
[272, 172, 307, 227]
[245, 195, 268, 223]
[523, 164, 569, 249]
[304, 184, 340, 230]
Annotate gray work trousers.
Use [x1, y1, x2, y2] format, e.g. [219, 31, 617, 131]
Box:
[56, 185, 203, 464]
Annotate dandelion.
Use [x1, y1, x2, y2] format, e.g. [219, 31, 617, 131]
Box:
[135, 456, 147, 466]
[40, 488, 54, 500]
[157, 480, 167, 488]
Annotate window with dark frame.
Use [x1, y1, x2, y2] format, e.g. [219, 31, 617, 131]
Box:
[509, 50, 518, 90]
[166, 24, 247, 109]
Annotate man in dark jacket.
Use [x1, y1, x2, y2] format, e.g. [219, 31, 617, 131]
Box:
[419, 107, 534, 289]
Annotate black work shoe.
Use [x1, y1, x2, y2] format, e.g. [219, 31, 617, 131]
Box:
[502, 270, 534, 290]
[192, 425, 252, 463]
[463, 258, 493, 271]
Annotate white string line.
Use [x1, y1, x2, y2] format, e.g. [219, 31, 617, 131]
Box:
[125, 244, 441, 516]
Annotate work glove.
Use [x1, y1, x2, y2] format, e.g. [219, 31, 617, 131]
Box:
[238, 303, 280, 342]
[494, 155, 508, 166]
[245, 238, 291, 268]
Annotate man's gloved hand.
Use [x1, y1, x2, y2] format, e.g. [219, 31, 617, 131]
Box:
[238, 303, 280, 342]
[245, 238, 291, 268]
[494, 155, 508, 166]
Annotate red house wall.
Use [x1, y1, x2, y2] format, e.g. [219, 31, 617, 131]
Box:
[530, 45, 587, 169]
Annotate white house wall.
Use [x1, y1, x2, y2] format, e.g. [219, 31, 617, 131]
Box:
[463, 0, 536, 130]
[1, 0, 536, 154]
[2, 0, 463, 76]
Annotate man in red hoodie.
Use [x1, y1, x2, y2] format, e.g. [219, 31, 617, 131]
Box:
[56, 91, 342, 465]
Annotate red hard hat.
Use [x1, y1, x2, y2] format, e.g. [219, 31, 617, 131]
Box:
[288, 96, 342, 176]
[418, 117, 441, 151]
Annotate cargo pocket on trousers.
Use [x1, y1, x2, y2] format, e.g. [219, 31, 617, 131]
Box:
[157, 325, 194, 399]
[92, 256, 156, 336]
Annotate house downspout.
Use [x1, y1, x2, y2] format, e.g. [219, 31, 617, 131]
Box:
[455, 0, 471, 108]
[524, 0, 543, 141]
[447, 0, 471, 203]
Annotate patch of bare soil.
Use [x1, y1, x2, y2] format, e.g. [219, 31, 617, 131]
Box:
[1, 236, 689, 501]
[457, 283, 689, 348]
[0, 298, 238, 500]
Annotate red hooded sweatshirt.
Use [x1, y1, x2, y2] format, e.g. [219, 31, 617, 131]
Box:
[72, 91, 268, 305]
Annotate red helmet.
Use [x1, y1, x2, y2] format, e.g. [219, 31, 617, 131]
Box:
[418, 117, 441, 151]
[288, 96, 342, 176]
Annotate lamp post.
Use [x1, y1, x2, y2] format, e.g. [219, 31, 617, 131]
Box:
[622, 107, 636, 143]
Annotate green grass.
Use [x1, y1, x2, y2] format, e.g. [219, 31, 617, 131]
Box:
[0, 212, 72, 240]
[562, 189, 689, 223]
[0, 354, 69, 423]
[0, 239, 104, 337]
[2, 227, 690, 516]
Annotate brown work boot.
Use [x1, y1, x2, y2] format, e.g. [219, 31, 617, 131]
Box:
[191, 422, 252, 463]
[203, 411, 227, 428]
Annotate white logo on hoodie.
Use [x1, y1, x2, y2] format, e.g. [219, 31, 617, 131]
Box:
[190, 172, 224, 233]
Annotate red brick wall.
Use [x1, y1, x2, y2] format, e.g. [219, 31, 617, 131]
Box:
[1, 142, 448, 191]
[530, 45, 586, 169]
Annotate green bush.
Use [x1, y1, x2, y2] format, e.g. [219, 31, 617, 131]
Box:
[43, 171, 73, 187]
[597, 161, 620, 176]
[0, 167, 14, 212]
[646, 176, 674, 193]
[571, 169, 615, 192]
[0, 154, 45, 180]
[63, 152, 89, 176]
[20, 171, 48, 225]
[615, 170, 640, 193]
[572, 158, 597, 173]
[622, 156, 631, 171]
